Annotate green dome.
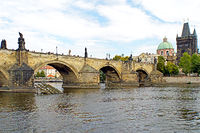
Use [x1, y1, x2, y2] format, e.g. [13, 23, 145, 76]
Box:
[157, 37, 174, 50]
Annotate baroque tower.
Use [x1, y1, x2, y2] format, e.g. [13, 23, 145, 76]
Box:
[176, 22, 198, 63]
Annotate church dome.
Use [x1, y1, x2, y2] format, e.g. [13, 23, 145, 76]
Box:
[157, 37, 174, 50]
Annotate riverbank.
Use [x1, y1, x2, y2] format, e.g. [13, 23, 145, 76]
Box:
[0, 86, 36, 93]
[151, 76, 200, 87]
[163, 76, 200, 84]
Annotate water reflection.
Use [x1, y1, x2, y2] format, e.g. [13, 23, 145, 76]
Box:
[175, 88, 200, 122]
[177, 108, 199, 121]
[0, 87, 200, 132]
[0, 93, 37, 133]
[0, 93, 36, 112]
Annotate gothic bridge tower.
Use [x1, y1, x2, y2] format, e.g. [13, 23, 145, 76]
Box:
[176, 22, 198, 63]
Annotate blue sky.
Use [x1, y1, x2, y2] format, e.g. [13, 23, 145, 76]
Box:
[0, 0, 199, 58]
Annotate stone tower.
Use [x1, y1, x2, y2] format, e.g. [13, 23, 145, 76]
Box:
[176, 22, 198, 63]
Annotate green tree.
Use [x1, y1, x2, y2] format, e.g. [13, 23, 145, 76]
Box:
[191, 54, 200, 75]
[157, 56, 166, 74]
[100, 70, 106, 83]
[121, 56, 129, 61]
[40, 70, 46, 77]
[35, 72, 41, 77]
[113, 55, 121, 61]
[165, 62, 179, 76]
[179, 52, 191, 75]
[113, 55, 129, 61]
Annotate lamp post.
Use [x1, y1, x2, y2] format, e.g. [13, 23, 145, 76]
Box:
[56, 46, 58, 60]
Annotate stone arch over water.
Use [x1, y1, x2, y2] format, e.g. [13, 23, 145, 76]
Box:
[136, 69, 149, 84]
[99, 66, 121, 83]
[34, 61, 79, 86]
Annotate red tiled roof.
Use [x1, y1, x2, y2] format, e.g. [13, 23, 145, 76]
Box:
[47, 74, 55, 77]
[40, 65, 54, 70]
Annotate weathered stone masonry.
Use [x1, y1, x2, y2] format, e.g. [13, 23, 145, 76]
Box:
[0, 49, 162, 89]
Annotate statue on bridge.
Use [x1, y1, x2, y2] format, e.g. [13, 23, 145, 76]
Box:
[154, 57, 157, 70]
[17, 32, 26, 50]
[128, 54, 133, 61]
[154, 57, 157, 64]
[1, 39, 7, 49]
[84, 47, 88, 58]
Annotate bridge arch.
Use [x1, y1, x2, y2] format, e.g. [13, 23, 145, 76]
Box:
[34, 60, 79, 85]
[98, 65, 121, 83]
[0, 68, 9, 87]
[136, 68, 149, 84]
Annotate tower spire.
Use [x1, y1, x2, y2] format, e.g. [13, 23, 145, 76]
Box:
[181, 22, 190, 37]
[193, 28, 197, 36]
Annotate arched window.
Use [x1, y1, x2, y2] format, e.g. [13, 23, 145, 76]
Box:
[166, 51, 169, 56]
[161, 51, 164, 55]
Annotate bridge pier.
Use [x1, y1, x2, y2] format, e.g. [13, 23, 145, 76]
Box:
[8, 63, 34, 89]
[62, 64, 100, 89]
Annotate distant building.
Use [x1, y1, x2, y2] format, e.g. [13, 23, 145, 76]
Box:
[176, 22, 198, 63]
[39, 65, 61, 78]
[157, 37, 176, 64]
[135, 53, 159, 64]
[157, 37, 174, 57]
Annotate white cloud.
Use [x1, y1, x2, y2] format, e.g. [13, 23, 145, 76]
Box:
[73, 1, 95, 10]
[134, 0, 200, 22]
[0, 0, 199, 58]
[134, 44, 158, 55]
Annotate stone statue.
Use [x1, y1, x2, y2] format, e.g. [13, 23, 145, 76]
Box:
[1, 39, 7, 49]
[84, 47, 88, 58]
[154, 57, 157, 64]
[129, 54, 133, 61]
[18, 32, 25, 50]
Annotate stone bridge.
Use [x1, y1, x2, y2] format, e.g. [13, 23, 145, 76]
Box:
[0, 49, 162, 89]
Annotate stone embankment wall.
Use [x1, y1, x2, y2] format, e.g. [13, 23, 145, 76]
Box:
[163, 76, 200, 84]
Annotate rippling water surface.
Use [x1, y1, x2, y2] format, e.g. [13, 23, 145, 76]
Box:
[1, 86, 200, 133]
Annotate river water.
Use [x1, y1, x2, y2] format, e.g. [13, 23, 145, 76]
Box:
[1, 85, 200, 133]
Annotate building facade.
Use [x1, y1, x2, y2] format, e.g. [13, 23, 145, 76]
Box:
[157, 37, 174, 57]
[176, 22, 198, 63]
[156, 37, 176, 64]
[134, 53, 159, 64]
[39, 65, 61, 78]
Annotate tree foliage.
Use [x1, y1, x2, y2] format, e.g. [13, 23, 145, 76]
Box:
[179, 52, 191, 75]
[113, 55, 121, 61]
[113, 55, 129, 61]
[36, 72, 41, 77]
[40, 70, 46, 77]
[157, 56, 179, 76]
[165, 62, 179, 76]
[191, 54, 200, 74]
[99, 70, 106, 83]
[35, 70, 46, 77]
[157, 56, 166, 74]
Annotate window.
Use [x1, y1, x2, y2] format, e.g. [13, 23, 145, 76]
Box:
[161, 51, 164, 55]
[166, 51, 169, 56]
